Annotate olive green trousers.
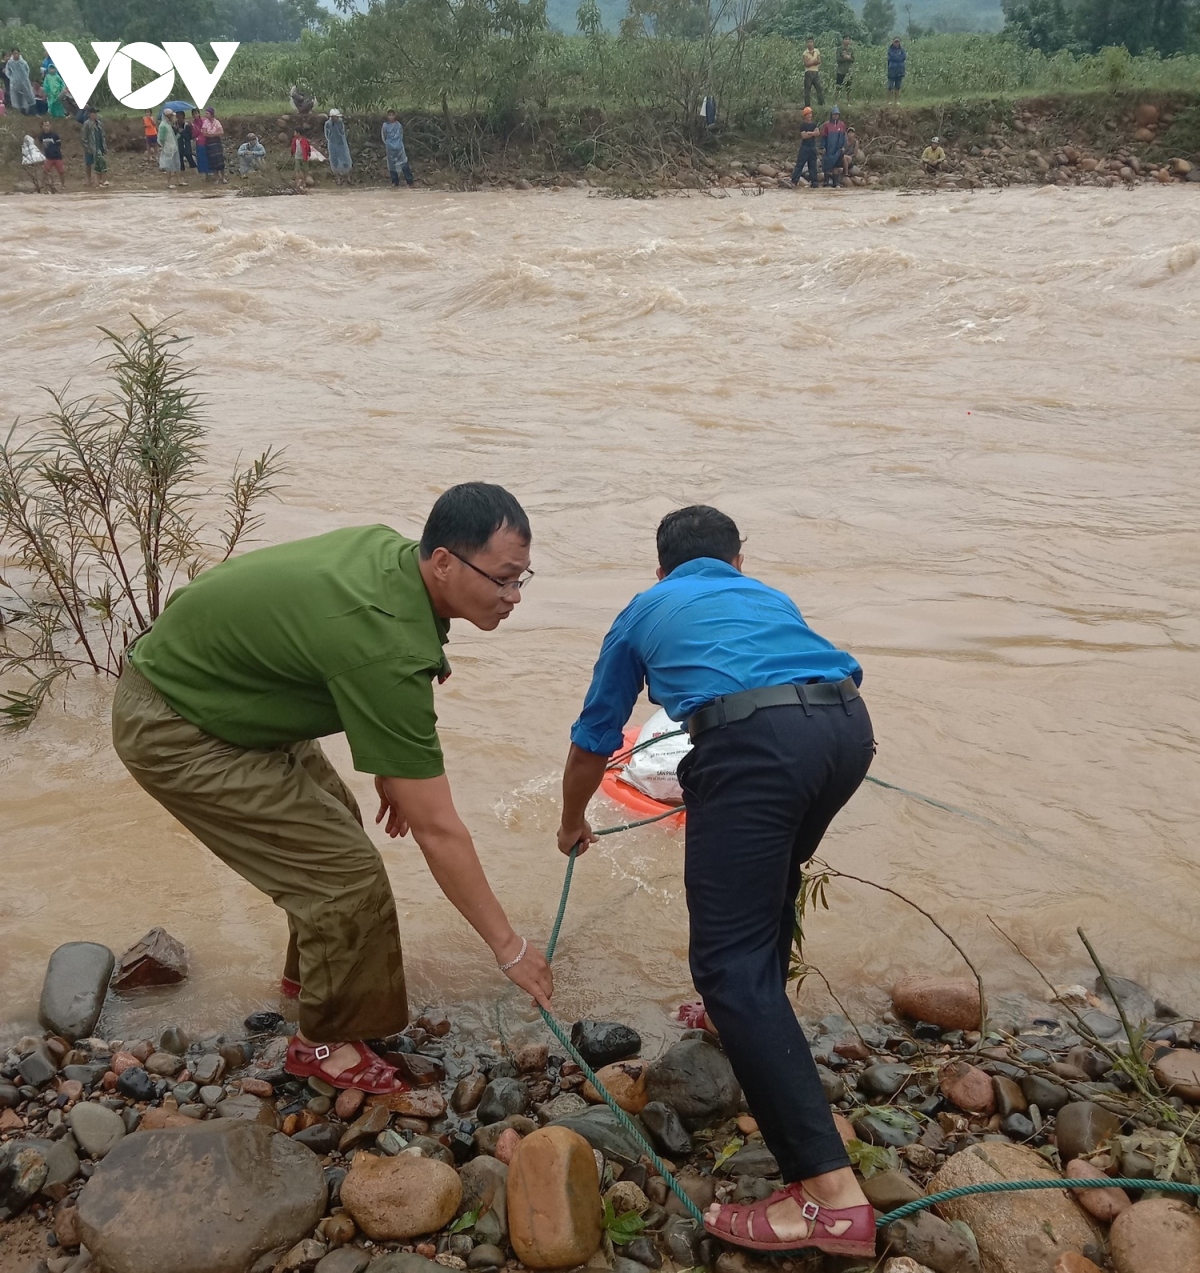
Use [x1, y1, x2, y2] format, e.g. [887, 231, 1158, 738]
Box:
[111, 662, 409, 1042]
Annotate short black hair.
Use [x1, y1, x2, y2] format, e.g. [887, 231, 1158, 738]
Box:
[420, 482, 531, 560]
[656, 505, 742, 575]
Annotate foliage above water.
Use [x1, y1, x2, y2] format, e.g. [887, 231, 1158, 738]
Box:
[0, 320, 283, 730]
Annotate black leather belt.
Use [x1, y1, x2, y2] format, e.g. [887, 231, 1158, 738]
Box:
[686, 678, 860, 740]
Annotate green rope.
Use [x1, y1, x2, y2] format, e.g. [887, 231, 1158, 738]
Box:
[877, 1177, 1200, 1227]
[535, 843, 707, 1226]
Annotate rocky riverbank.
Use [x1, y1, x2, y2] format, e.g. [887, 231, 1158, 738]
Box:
[3, 939, 1200, 1273]
[2, 91, 1197, 197]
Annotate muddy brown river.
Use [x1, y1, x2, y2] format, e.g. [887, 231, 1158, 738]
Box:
[1, 186, 1198, 1049]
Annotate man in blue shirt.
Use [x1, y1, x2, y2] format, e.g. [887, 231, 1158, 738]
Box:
[558, 506, 875, 1260]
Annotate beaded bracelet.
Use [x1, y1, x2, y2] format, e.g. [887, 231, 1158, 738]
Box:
[498, 936, 528, 972]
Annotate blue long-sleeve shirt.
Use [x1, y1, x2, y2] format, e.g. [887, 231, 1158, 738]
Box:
[888, 45, 907, 77]
[570, 558, 862, 756]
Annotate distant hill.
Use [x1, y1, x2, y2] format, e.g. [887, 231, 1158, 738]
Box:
[546, 0, 1002, 33]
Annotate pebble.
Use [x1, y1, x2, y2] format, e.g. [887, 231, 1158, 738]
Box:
[158, 1026, 190, 1054]
[191, 1053, 226, 1086]
[1055, 1100, 1121, 1160]
[66, 1101, 125, 1158]
[307, 1075, 336, 1097]
[307, 1095, 332, 1115]
[239, 1077, 274, 1098]
[376, 1129, 406, 1155]
[315, 1249, 370, 1273]
[569, 1020, 642, 1068]
[144, 1051, 184, 1078]
[1021, 1074, 1070, 1113]
[18, 1048, 58, 1088]
[339, 1103, 390, 1151]
[1064, 1158, 1130, 1221]
[816, 1065, 845, 1102]
[991, 1075, 1026, 1117]
[939, 1061, 995, 1115]
[476, 1077, 530, 1124]
[116, 1067, 157, 1102]
[37, 942, 115, 1041]
[1000, 1112, 1035, 1139]
[199, 1085, 227, 1108]
[582, 1059, 649, 1115]
[861, 1062, 914, 1097]
[1151, 1048, 1200, 1102]
[638, 1101, 693, 1158]
[861, 1168, 924, 1210]
[172, 1082, 199, 1104]
[466, 1245, 505, 1270]
[855, 1108, 920, 1148]
[335, 1088, 365, 1120]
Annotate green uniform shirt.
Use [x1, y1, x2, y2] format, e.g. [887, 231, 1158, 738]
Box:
[130, 526, 450, 777]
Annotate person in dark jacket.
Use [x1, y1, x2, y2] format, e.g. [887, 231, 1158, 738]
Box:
[178, 114, 197, 169]
[820, 106, 847, 186]
[790, 107, 820, 188]
[887, 39, 906, 100]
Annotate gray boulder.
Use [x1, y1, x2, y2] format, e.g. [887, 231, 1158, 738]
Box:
[550, 1104, 651, 1166]
[38, 941, 115, 1041]
[645, 1039, 740, 1130]
[68, 1101, 126, 1159]
[77, 1122, 327, 1273]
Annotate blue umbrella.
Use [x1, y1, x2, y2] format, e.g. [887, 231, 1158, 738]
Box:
[160, 99, 196, 117]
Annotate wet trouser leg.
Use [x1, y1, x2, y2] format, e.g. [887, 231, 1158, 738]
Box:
[679, 696, 875, 1182]
[112, 662, 409, 1043]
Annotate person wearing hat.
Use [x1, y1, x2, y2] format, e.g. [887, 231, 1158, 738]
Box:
[238, 132, 267, 176]
[921, 136, 946, 173]
[790, 107, 820, 189]
[820, 105, 847, 187]
[158, 107, 182, 189]
[324, 107, 352, 186]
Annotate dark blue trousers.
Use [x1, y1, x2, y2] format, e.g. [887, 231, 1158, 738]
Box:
[678, 696, 874, 1181]
[792, 149, 819, 187]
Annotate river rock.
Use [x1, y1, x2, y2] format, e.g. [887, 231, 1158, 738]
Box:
[645, 1039, 739, 1130]
[863, 1168, 924, 1211]
[1055, 1101, 1121, 1160]
[0, 1142, 48, 1220]
[583, 1059, 649, 1114]
[1020, 1074, 1069, 1113]
[117, 1066, 157, 1103]
[38, 942, 116, 1041]
[339, 1104, 391, 1151]
[367, 1086, 446, 1120]
[884, 1209, 982, 1273]
[340, 1150, 462, 1240]
[477, 1077, 530, 1124]
[371, 1256, 440, 1273]
[18, 1043, 58, 1087]
[1152, 1048, 1200, 1102]
[1063, 1158, 1130, 1222]
[290, 1121, 342, 1155]
[641, 1101, 693, 1157]
[862, 1063, 915, 1098]
[537, 1092, 589, 1124]
[892, 977, 981, 1032]
[1110, 1197, 1200, 1273]
[451, 1074, 487, 1113]
[315, 1250, 369, 1273]
[929, 1141, 1097, 1273]
[722, 1143, 779, 1178]
[989, 1076, 1025, 1118]
[458, 1155, 508, 1227]
[508, 1126, 603, 1269]
[474, 1114, 537, 1156]
[467, 1245, 505, 1271]
[214, 1093, 278, 1126]
[112, 927, 188, 991]
[551, 1104, 650, 1166]
[570, 1020, 642, 1068]
[940, 1062, 995, 1115]
[191, 1052, 226, 1085]
[77, 1122, 326, 1273]
[144, 1051, 184, 1078]
[23, 1136, 81, 1189]
[1053, 1256, 1103, 1273]
[856, 1107, 921, 1148]
[68, 1101, 126, 1158]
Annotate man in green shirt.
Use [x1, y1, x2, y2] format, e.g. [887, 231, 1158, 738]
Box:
[113, 483, 551, 1095]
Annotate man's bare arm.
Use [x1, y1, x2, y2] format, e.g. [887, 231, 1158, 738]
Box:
[375, 774, 553, 1008]
[556, 743, 609, 856]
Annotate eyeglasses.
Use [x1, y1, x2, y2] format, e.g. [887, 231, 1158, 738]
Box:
[448, 550, 535, 596]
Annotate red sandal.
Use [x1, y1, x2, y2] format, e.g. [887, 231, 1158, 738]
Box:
[704, 1183, 876, 1258]
[285, 1037, 411, 1095]
[676, 999, 718, 1034]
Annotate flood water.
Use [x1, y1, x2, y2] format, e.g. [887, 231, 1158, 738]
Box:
[1, 185, 1198, 1049]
